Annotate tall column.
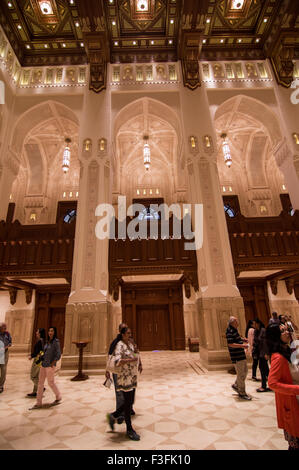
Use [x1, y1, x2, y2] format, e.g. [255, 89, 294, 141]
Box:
[62, 87, 112, 372]
[180, 77, 246, 370]
[273, 75, 299, 210]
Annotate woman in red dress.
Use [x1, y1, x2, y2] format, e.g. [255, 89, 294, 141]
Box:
[266, 323, 299, 450]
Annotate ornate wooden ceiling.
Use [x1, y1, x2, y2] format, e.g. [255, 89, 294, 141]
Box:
[0, 0, 298, 91]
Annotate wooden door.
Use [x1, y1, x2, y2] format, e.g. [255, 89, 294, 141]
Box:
[137, 305, 171, 351]
[137, 307, 154, 350]
[49, 308, 66, 350]
[32, 286, 69, 353]
[153, 306, 171, 350]
[121, 281, 185, 351]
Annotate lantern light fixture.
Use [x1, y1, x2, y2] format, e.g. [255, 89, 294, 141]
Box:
[143, 135, 151, 171]
[62, 138, 71, 173]
[221, 133, 232, 168]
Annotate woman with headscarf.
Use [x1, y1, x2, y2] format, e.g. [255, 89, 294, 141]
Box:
[106, 326, 140, 441]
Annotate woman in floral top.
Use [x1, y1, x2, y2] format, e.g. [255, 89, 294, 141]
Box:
[107, 326, 140, 441]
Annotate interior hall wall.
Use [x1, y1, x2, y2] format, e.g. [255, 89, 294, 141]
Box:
[5, 290, 36, 354]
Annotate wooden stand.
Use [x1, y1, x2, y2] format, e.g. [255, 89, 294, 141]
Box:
[71, 341, 90, 381]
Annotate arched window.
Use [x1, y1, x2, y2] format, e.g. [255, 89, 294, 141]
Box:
[224, 204, 235, 218]
[64, 209, 77, 224]
[138, 207, 160, 221]
[290, 208, 295, 217]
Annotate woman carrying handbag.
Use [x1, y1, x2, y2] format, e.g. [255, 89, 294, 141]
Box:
[106, 326, 140, 441]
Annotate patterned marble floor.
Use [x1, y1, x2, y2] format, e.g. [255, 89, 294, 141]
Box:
[0, 351, 287, 450]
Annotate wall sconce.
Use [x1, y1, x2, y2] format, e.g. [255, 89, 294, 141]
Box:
[203, 135, 214, 154]
[98, 138, 107, 157]
[84, 138, 92, 152]
[292, 133, 299, 145]
[189, 136, 199, 155]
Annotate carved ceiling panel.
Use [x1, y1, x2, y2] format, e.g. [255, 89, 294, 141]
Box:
[0, 0, 298, 89]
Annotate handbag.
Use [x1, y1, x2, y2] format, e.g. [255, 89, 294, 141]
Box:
[34, 350, 44, 367]
[106, 354, 119, 374]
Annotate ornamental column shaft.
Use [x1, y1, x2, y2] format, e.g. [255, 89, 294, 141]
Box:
[179, 75, 246, 369]
[62, 87, 112, 371]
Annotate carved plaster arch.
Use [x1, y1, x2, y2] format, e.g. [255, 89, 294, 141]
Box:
[112, 97, 186, 204]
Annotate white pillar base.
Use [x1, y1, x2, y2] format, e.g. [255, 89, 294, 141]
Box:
[196, 295, 246, 370]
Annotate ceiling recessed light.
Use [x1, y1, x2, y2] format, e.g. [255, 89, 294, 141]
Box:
[256, 38, 260, 43]
[70, 0, 74, 4]
[238, 39, 242, 43]
[133, 41, 137, 45]
[39, 1, 53, 15]
[220, 39, 224, 43]
[62, 43, 66, 47]
[44, 44, 48, 48]
[170, 19, 174, 24]
[169, 40, 173, 44]
[206, 18, 211, 24]
[8, 2, 13, 7]
[80, 42, 84, 47]
[114, 41, 118, 46]
[112, 21, 116, 26]
[264, 18, 268, 22]
[151, 40, 154, 45]
[231, 0, 245, 9]
[75, 21, 80, 27]
[17, 25, 22, 30]
[203, 39, 206, 44]
[26, 44, 31, 49]
[109, 0, 113, 3]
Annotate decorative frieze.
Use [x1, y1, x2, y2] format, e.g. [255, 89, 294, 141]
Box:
[110, 63, 179, 86]
[201, 60, 273, 86]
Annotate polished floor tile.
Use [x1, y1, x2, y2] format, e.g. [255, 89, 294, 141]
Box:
[0, 351, 287, 450]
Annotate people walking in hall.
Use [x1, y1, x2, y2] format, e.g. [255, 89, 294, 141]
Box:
[106, 322, 128, 424]
[268, 311, 280, 326]
[246, 320, 258, 381]
[30, 326, 62, 409]
[266, 323, 299, 450]
[0, 322, 12, 394]
[106, 326, 140, 441]
[27, 328, 46, 398]
[226, 316, 252, 400]
[252, 319, 270, 392]
[106, 323, 142, 422]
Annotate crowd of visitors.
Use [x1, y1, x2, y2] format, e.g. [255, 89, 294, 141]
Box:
[226, 312, 299, 450]
[1, 311, 298, 449]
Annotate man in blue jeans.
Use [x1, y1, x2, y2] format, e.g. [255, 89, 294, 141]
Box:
[106, 322, 142, 423]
